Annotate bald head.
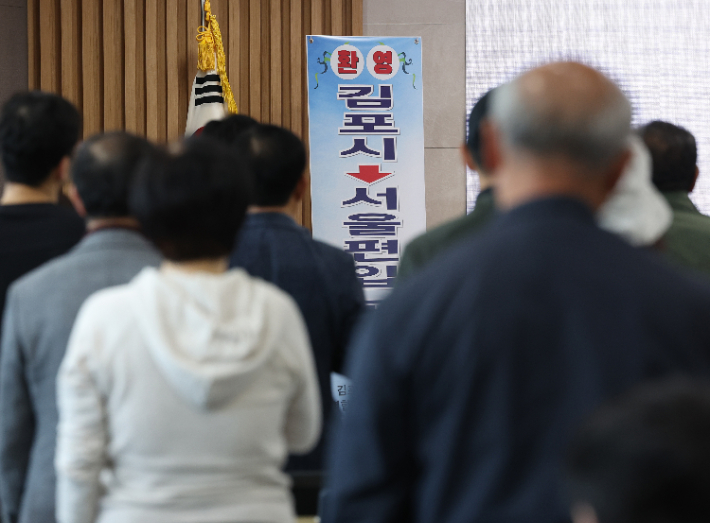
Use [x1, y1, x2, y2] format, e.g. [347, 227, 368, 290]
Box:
[491, 62, 631, 171]
[71, 132, 154, 218]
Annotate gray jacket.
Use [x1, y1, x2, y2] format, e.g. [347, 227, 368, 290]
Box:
[0, 228, 161, 523]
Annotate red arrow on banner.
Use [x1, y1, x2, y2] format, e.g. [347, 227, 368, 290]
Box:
[345, 165, 393, 184]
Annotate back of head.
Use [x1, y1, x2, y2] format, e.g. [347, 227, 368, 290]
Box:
[129, 138, 252, 261]
[640, 121, 697, 193]
[71, 132, 154, 218]
[201, 114, 258, 147]
[566, 378, 710, 523]
[236, 124, 306, 207]
[467, 88, 495, 172]
[0, 91, 81, 186]
[490, 62, 631, 171]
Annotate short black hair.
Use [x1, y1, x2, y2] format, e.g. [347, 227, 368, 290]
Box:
[71, 132, 154, 218]
[640, 121, 698, 193]
[466, 88, 495, 172]
[129, 138, 252, 261]
[235, 124, 306, 206]
[566, 378, 710, 523]
[0, 91, 81, 186]
[201, 114, 258, 146]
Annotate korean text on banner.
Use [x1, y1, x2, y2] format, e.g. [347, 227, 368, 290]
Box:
[306, 36, 426, 307]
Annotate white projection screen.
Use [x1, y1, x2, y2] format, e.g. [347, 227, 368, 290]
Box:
[465, 0, 710, 213]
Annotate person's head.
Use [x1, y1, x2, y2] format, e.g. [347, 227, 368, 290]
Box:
[236, 124, 307, 207]
[200, 114, 259, 146]
[129, 138, 252, 262]
[68, 132, 154, 220]
[487, 62, 632, 210]
[566, 378, 710, 523]
[463, 87, 496, 179]
[0, 91, 81, 187]
[639, 121, 698, 193]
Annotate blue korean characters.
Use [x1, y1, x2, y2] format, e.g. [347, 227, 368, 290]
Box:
[307, 36, 426, 307]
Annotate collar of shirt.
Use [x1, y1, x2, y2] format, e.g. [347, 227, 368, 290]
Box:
[79, 227, 152, 251]
[245, 212, 300, 229]
[498, 196, 595, 228]
[662, 191, 700, 215]
[474, 187, 495, 211]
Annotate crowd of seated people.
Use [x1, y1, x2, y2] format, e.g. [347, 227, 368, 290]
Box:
[1, 60, 710, 523]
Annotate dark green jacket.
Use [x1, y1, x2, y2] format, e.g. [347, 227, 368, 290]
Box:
[397, 188, 496, 282]
[662, 191, 710, 278]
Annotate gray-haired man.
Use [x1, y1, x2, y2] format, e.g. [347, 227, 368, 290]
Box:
[322, 62, 710, 523]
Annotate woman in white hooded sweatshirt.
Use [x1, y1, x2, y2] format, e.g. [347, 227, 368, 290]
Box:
[55, 138, 322, 523]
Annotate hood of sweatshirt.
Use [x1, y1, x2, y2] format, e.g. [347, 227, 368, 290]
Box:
[597, 134, 672, 247]
[129, 266, 285, 410]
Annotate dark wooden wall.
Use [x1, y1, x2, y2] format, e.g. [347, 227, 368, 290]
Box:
[27, 0, 363, 226]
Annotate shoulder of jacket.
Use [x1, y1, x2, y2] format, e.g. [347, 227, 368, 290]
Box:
[9, 250, 77, 297]
[310, 238, 356, 268]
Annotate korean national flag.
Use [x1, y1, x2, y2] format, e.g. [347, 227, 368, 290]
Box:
[185, 70, 227, 136]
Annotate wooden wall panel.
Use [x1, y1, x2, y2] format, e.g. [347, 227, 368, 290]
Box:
[61, 0, 82, 108]
[280, 0, 290, 130]
[27, 0, 362, 227]
[331, 0, 342, 36]
[236, 0, 250, 114]
[290, 0, 302, 136]
[81, 0, 103, 135]
[39, 0, 61, 92]
[145, 0, 167, 142]
[27, 0, 40, 90]
[269, 0, 280, 125]
[186, 0, 200, 92]
[166, 0, 181, 140]
[248, 0, 261, 118]
[352, 0, 362, 36]
[177, 1, 189, 136]
[103, 0, 124, 130]
[124, 0, 146, 135]
[259, 0, 270, 121]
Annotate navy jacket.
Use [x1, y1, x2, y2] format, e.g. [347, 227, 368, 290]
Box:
[324, 197, 710, 523]
[230, 213, 365, 470]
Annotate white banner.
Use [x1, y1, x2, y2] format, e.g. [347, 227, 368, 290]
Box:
[306, 35, 426, 306]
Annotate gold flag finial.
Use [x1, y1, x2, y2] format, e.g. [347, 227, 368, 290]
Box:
[195, 0, 237, 113]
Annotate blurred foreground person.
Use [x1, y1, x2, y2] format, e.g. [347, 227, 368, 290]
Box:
[55, 139, 321, 523]
[0, 133, 161, 523]
[323, 62, 710, 523]
[566, 378, 710, 523]
[0, 92, 84, 335]
[398, 88, 497, 280]
[230, 124, 364, 472]
[641, 121, 710, 276]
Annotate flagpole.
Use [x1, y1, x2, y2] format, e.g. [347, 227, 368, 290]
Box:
[200, 0, 206, 28]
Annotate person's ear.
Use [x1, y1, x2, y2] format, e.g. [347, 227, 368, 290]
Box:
[479, 121, 503, 173]
[66, 183, 87, 218]
[54, 156, 72, 182]
[571, 503, 599, 523]
[293, 172, 309, 201]
[461, 144, 479, 171]
[690, 166, 699, 193]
